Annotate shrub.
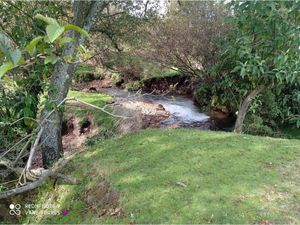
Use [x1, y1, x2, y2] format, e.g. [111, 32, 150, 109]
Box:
[74, 65, 96, 83]
[244, 115, 283, 137]
[125, 81, 142, 91]
[194, 84, 213, 111]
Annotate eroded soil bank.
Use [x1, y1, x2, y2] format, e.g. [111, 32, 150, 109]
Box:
[74, 77, 236, 134]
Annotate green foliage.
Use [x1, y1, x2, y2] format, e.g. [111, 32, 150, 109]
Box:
[125, 80, 142, 91]
[35, 14, 88, 43]
[0, 34, 21, 65]
[63, 24, 89, 38]
[46, 24, 65, 43]
[207, 1, 300, 130]
[0, 14, 88, 76]
[194, 84, 213, 110]
[244, 115, 282, 138]
[0, 12, 89, 151]
[74, 64, 96, 83]
[0, 61, 13, 78]
[25, 36, 43, 55]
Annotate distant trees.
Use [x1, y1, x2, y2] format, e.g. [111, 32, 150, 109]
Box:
[143, 1, 228, 77]
[145, 0, 300, 133]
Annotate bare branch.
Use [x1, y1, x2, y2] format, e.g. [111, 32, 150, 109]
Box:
[72, 98, 129, 118]
[13, 138, 31, 167]
[0, 157, 69, 199]
[0, 133, 32, 159]
[25, 127, 44, 171]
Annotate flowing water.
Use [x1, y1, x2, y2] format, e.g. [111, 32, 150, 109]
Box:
[100, 88, 210, 127]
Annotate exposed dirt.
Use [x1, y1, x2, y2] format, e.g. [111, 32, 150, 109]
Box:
[210, 106, 236, 130]
[29, 114, 97, 169]
[62, 114, 97, 156]
[114, 100, 170, 134]
[142, 75, 196, 96]
[85, 177, 123, 217]
[76, 79, 113, 92]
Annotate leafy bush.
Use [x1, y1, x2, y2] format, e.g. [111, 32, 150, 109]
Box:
[124, 81, 142, 91]
[194, 84, 213, 111]
[74, 65, 96, 83]
[244, 115, 283, 137]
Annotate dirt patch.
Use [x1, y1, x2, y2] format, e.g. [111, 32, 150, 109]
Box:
[29, 115, 97, 168]
[163, 118, 216, 130]
[62, 114, 97, 156]
[85, 177, 123, 217]
[114, 100, 170, 134]
[210, 106, 236, 130]
[142, 75, 196, 96]
[77, 79, 112, 92]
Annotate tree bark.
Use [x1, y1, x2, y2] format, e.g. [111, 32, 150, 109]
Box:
[234, 85, 265, 133]
[41, 1, 110, 167]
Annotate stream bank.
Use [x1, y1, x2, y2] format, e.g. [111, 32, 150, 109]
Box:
[75, 79, 235, 131]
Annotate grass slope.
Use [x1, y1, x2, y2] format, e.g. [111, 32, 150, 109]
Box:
[26, 129, 300, 224]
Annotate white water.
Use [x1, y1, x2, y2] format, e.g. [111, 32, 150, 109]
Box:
[100, 88, 209, 125]
[156, 96, 209, 125]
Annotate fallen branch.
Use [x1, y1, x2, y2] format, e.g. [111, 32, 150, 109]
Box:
[0, 133, 32, 159]
[25, 127, 44, 171]
[0, 169, 53, 199]
[13, 138, 32, 167]
[0, 159, 68, 200]
[0, 96, 125, 197]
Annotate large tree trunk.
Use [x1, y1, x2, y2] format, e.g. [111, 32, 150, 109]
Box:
[41, 1, 110, 167]
[234, 85, 264, 133]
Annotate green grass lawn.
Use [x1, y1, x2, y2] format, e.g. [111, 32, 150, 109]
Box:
[67, 90, 112, 106]
[25, 129, 300, 224]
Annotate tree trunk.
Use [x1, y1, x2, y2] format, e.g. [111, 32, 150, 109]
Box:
[234, 85, 264, 133]
[41, 1, 110, 167]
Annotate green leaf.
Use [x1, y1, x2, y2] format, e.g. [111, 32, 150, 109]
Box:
[240, 66, 246, 78]
[77, 44, 88, 53]
[25, 36, 43, 55]
[64, 24, 89, 37]
[9, 49, 21, 65]
[231, 66, 241, 73]
[44, 54, 60, 64]
[46, 24, 64, 43]
[34, 14, 59, 26]
[0, 34, 21, 65]
[0, 61, 13, 78]
[0, 33, 11, 57]
[59, 37, 74, 46]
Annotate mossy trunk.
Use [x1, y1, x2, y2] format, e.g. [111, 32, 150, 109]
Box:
[41, 62, 75, 167]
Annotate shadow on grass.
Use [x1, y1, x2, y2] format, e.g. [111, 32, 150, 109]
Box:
[29, 129, 300, 224]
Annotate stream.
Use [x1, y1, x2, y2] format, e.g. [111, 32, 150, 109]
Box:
[99, 88, 219, 129]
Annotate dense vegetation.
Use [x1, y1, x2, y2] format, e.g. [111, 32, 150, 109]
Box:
[0, 0, 299, 224]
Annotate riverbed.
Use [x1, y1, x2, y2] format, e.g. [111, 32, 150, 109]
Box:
[98, 88, 217, 129]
